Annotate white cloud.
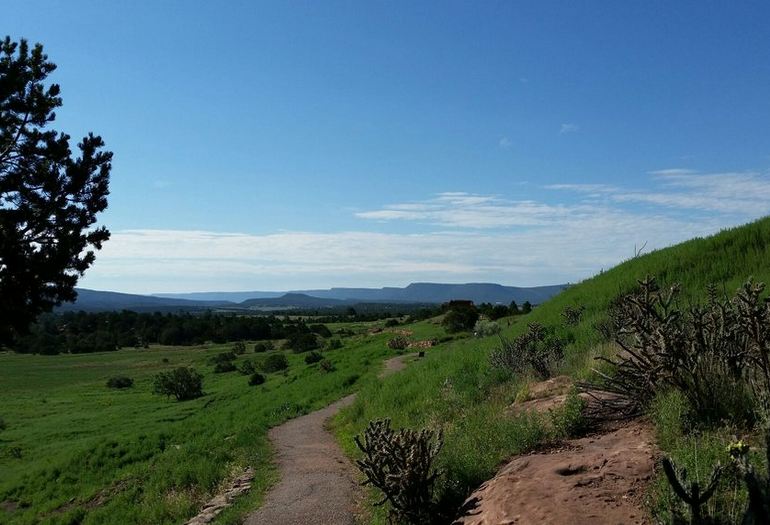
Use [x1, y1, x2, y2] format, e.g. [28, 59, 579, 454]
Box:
[548, 170, 770, 216]
[499, 136, 512, 149]
[356, 192, 572, 229]
[559, 123, 579, 134]
[80, 169, 770, 293]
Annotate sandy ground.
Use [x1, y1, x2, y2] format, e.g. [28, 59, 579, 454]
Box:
[453, 377, 657, 525]
[244, 354, 416, 525]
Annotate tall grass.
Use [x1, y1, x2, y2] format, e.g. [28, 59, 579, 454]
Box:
[335, 216, 770, 522]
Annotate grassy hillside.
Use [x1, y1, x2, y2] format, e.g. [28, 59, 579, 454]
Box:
[0, 327, 400, 525]
[335, 217, 770, 522]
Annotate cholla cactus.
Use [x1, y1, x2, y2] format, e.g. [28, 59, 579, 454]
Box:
[354, 419, 443, 524]
[561, 304, 585, 326]
[662, 457, 722, 524]
[729, 432, 770, 524]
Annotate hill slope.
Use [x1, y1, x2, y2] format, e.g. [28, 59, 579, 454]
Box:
[335, 216, 770, 523]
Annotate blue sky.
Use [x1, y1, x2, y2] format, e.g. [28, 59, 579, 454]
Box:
[6, 1, 770, 292]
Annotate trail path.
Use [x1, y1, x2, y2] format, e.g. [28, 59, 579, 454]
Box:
[244, 353, 414, 525]
[454, 377, 656, 525]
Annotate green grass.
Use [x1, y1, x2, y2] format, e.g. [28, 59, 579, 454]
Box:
[334, 216, 770, 522]
[0, 327, 397, 525]
[6, 217, 770, 524]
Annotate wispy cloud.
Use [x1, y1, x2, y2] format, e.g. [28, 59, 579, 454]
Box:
[499, 136, 512, 149]
[82, 169, 770, 293]
[548, 170, 770, 216]
[559, 123, 579, 134]
[356, 192, 572, 228]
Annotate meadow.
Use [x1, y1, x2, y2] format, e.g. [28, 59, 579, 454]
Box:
[5, 217, 770, 524]
[0, 325, 400, 525]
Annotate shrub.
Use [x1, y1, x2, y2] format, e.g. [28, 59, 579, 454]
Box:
[162, 357, 169, 363]
[284, 332, 320, 353]
[254, 341, 274, 353]
[354, 419, 444, 524]
[152, 367, 203, 401]
[473, 320, 500, 337]
[232, 341, 246, 354]
[261, 353, 289, 373]
[106, 375, 134, 389]
[239, 360, 256, 375]
[209, 351, 236, 365]
[319, 359, 335, 372]
[310, 324, 332, 338]
[305, 351, 323, 365]
[342, 373, 359, 387]
[583, 277, 770, 423]
[214, 361, 237, 373]
[0, 417, 6, 431]
[248, 372, 265, 386]
[561, 304, 585, 326]
[326, 338, 343, 350]
[384, 318, 400, 327]
[387, 336, 409, 350]
[490, 322, 564, 380]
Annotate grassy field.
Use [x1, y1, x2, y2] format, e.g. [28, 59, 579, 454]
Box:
[5, 217, 770, 524]
[334, 216, 770, 523]
[0, 325, 403, 525]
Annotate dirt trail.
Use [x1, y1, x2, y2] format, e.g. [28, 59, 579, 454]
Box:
[378, 352, 415, 378]
[454, 378, 656, 525]
[244, 354, 414, 525]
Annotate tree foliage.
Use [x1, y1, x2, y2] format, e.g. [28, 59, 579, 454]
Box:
[0, 37, 111, 344]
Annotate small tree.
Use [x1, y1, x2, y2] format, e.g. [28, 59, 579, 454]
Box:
[441, 303, 479, 333]
[521, 301, 532, 314]
[232, 341, 246, 354]
[153, 367, 203, 401]
[305, 351, 323, 365]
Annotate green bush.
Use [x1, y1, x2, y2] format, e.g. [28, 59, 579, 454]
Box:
[254, 341, 274, 353]
[248, 372, 265, 386]
[214, 361, 237, 373]
[105, 375, 134, 389]
[209, 351, 236, 365]
[239, 360, 256, 375]
[310, 324, 332, 338]
[305, 351, 323, 365]
[473, 320, 500, 337]
[152, 367, 203, 401]
[232, 341, 246, 354]
[385, 318, 400, 327]
[261, 353, 289, 373]
[284, 332, 320, 353]
[0, 417, 6, 431]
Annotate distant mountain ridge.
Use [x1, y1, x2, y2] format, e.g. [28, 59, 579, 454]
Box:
[60, 282, 567, 312]
[157, 282, 568, 306]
